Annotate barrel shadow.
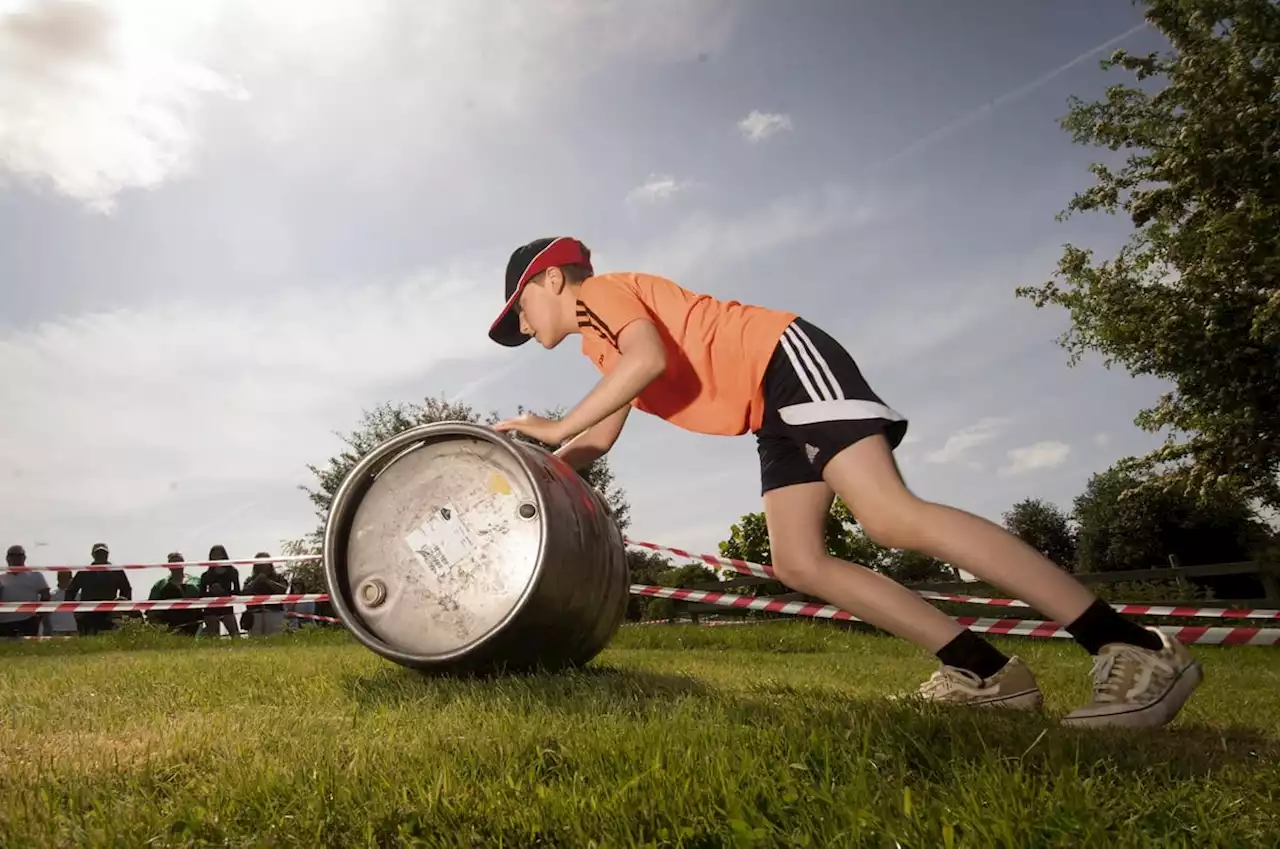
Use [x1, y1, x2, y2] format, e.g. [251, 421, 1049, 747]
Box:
[340, 671, 1277, 783]
[340, 662, 712, 716]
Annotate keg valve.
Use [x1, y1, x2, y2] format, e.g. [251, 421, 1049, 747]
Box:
[359, 578, 388, 608]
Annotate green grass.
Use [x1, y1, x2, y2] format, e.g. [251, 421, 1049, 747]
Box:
[2, 621, 1278, 848]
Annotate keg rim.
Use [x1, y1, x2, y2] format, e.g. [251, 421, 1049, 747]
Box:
[321, 420, 548, 667]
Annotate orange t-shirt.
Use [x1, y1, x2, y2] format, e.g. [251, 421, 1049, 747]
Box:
[575, 272, 797, 435]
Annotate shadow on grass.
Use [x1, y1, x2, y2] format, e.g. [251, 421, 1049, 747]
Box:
[341, 662, 713, 715]
[731, 682, 1280, 784]
[342, 665, 1278, 783]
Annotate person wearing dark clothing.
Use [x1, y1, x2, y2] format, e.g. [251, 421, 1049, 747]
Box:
[199, 544, 241, 637]
[147, 552, 203, 636]
[66, 542, 131, 636]
[243, 553, 289, 636]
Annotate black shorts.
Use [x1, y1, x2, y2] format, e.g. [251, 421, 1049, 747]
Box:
[755, 317, 908, 494]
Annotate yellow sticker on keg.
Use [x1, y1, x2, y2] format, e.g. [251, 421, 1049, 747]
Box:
[487, 472, 512, 496]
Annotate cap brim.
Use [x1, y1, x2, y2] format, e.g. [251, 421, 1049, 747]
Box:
[487, 297, 532, 347]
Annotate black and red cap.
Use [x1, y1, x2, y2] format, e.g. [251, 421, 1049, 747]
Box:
[488, 236, 593, 347]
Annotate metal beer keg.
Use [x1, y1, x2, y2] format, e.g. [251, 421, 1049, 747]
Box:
[322, 421, 630, 675]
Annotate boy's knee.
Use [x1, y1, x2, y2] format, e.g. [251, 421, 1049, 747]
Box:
[771, 548, 827, 591]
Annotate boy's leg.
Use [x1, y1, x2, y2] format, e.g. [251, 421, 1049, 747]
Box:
[759, 316, 1199, 728]
[821, 432, 1203, 729]
[759, 456, 1042, 710]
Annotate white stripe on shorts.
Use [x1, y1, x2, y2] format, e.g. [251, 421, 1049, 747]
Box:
[780, 325, 844, 401]
[778, 330, 829, 402]
[778, 399, 906, 426]
[786, 324, 845, 401]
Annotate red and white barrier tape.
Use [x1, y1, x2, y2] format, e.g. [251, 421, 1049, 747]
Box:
[624, 538, 1280, 620]
[629, 584, 1280, 646]
[4, 581, 1278, 647]
[631, 584, 855, 621]
[1, 555, 322, 573]
[5, 534, 1274, 630]
[0, 593, 330, 615]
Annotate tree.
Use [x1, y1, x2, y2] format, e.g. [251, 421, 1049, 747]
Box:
[625, 549, 676, 621]
[1072, 463, 1268, 573]
[279, 537, 324, 595]
[287, 394, 632, 589]
[1002, 498, 1077, 570]
[640, 562, 720, 621]
[879, 549, 959, 584]
[1015, 0, 1280, 511]
[718, 511, 782, 595]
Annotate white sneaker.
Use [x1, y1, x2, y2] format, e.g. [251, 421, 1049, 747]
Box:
[905, 656, 1043, 711]
[1062, 627, 1203, 729]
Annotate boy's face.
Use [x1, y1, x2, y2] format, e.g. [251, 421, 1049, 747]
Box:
[516, 270, 571, 348]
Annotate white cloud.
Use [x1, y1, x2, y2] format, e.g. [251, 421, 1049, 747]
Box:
[737, 109, 792, 143]
[626, 174, 695, 204]
[630, 181, 901, 282]
[0, 267, 501, 526]
[0, 0, 245, 212]
[998, 440, 1072, 477]
[0, 0, 739, 211]
[924, 417, 1009, 465]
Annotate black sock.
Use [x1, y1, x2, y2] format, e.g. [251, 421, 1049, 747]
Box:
[936, 629, 1010, 680]
[1065, 598, 1163, 655]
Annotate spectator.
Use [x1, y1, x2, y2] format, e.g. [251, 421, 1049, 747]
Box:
[65, 543, 130, 636]
[199, 544, 241, 638]
[287, 576, 315, 629]
[43, 570, 79, 637]
[147, 552, 202, 636]
[0, 544, 50, 639]
[243, 553, 288, 636]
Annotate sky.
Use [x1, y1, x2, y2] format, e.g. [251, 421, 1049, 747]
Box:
[0, 0, 1177, 597]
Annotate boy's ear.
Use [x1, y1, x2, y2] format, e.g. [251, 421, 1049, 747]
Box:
[545, 266, 566, 294]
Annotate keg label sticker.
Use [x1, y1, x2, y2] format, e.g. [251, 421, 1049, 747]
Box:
[405, 503, 474, 576]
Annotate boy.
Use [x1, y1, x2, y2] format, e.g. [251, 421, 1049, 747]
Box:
[490, 236, 1202, 729]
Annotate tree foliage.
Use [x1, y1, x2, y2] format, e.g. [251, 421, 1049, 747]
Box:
[279, 537, 324, 595]
[1071, 463, 1268, 573]
[1002, 498, 1078, 570]
[1016, 0, 1280, 510]
[636, 562, 720, 621]
[625, 549, 678, 621]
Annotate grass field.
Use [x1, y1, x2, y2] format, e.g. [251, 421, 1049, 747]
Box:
[2, 621, 1278, 848]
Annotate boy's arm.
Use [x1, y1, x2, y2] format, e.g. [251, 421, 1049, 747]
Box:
[496, 320, 665, 445]
[555, 405, 631, 470]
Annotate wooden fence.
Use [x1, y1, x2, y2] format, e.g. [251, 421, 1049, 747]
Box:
[658, 559, 1280, 624]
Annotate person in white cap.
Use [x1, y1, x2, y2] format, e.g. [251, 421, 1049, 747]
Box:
[65, 542, 131, 636]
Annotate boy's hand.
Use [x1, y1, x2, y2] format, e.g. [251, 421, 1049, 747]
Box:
[493, 413, 569, 446]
